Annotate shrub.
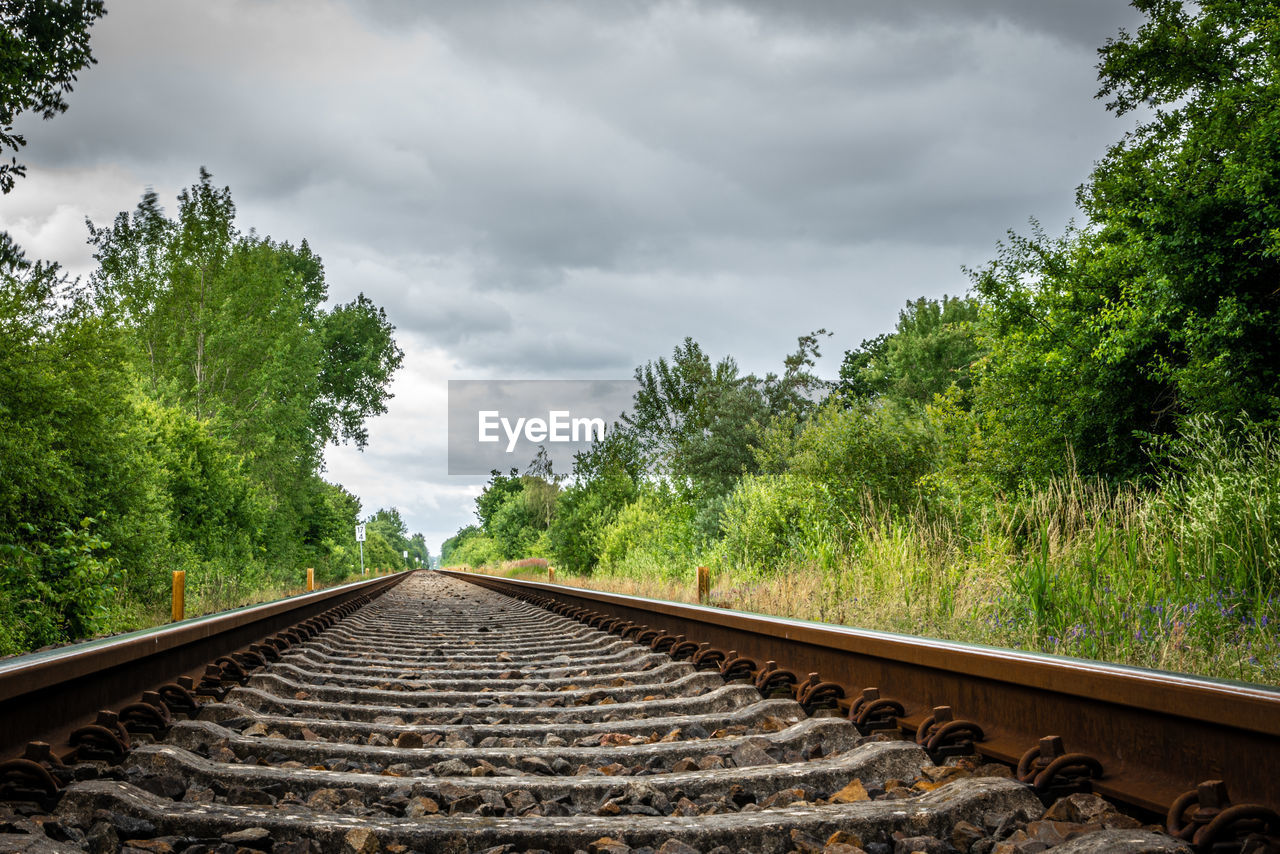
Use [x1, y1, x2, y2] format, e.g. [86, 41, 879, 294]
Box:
[596, 490, 698, 580]
[713, 474, 846, 575]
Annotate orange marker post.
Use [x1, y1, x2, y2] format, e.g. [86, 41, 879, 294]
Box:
[697, 566, 710, 604]
[171, 570, 186, 622]
[549, 567, 555, 583]
[306, 567, 315, 592]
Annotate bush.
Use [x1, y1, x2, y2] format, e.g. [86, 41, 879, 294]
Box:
[713, 474, 846, 575]
[596, 490, 698, 580]
[0, 518, 119, 654]
[448, 532, 503, 568]
[759, 400, 936, 518]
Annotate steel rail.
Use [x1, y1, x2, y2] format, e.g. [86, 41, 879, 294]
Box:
[443, 570, 1280, 818]
[0, 572, 409, 760]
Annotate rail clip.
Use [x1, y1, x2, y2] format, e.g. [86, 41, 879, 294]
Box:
[1167, 780, 1280, 854]
[1016, 735, 1103, 800]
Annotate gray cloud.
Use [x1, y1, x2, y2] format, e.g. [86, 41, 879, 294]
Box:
[6, 0, 1147, 549]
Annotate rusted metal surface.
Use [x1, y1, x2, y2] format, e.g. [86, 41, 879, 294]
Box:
[0, 572, 408, 760]
[444, 570, 1280, 818]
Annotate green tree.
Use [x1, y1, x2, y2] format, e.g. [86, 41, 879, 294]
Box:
[407, 532, 429, 568]
[88, 171, 404, 559]
[300, 480, 362, 579]
[1, 0, 106, 196]
[441, 524, 501, 568]
[966, 224, 1169, 484]
[366, 507, 418, 567]
[1081, 0, 1280, 426]
[625, 338, 768, 498]
[0, 235, 145, 651]
[89, 170, 403, 457]
[361, 529, 400, 570]
[835, 296, 982, 409]
[315, 294, 405, 449]
[548, 430, 642, 574]
[834, 334, 889, 402]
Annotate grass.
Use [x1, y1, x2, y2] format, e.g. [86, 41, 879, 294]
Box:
[451, 444, 1280, 686]
[6, 567, 389, 659]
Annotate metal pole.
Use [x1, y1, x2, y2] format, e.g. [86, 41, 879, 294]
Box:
[359, 541, 365, 575]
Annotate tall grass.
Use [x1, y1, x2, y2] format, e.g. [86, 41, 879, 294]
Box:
[561, 418, 1280, 685]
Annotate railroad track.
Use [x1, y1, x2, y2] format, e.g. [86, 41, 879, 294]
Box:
[0, 570, 1277, 854]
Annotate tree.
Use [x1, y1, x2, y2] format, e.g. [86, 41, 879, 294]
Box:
[966, 224, 1170, 484]
[834, 297, 982, 409]
[365, 508, 434, 569]
[761, 329, 832, 419]
[952, 1, 1280, 485]
[315, 294, 404, 449]
[625, 338, 769, 498]
[474, 469, 523, 533]
[834, 334, 889, 402]
[471, 456, 561, 561]
[1083, 0, 1280, 426]
[366, 507, 411, 566]
[548, 430, 642, 574]
[0, 234, 142, 650]
[89, 170, 404, 472]
[1, 0, 107, 195]
[408, 532, 429, 568]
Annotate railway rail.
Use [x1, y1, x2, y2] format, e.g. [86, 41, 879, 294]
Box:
[0, 569, 1275, 854]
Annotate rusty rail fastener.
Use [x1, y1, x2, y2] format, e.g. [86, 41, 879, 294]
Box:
[915, 705, 984, 761]
[691, 644, 725, 671]
[797, 672, 845, 714]
[720, 650, 758, 683]
[849, 687, 905, 734]
[1168, 780, 1280, 854]
[1016, 735, 1104, 799]
[68, 710, 131, 760]
[754, 660, 799, 698]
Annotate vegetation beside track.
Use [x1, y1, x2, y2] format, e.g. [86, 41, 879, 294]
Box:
[444, 2, 1280, 686]
[454, 430, 1280, 686]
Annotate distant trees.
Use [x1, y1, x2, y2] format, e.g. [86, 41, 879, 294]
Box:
[835, 297, 981, 409]
[363, 507, 430, 568]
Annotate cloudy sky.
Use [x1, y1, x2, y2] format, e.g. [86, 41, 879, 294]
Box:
[3, 0, 1145, 552]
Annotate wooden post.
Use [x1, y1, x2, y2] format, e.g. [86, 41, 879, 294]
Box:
[697, 566, 710, 604]
[171, 570, 185, 622]
[306, 567, 315, 592]
[548, 567, 555, 583]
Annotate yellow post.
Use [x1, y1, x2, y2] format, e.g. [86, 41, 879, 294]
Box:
[548, 567, 555, 583]
[306, 567, 315, 592]
[171, 570, 185, 622]
[697, 566, 710, 604]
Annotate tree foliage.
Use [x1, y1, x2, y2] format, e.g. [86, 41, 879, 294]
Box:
[0, 0, 106, 195]
[1084, 0, 1280, 425]
[0, 174, 419, 655]
[836, 297, 982, 409]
